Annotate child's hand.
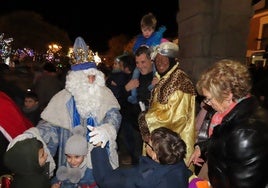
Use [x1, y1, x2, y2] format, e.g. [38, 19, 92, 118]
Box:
[95, 142, 102, 147]
[125, 79, 139, 92]
[151, 76, 159, 86]
[51, 182, 61, 188]
[111, 80, 117, 86]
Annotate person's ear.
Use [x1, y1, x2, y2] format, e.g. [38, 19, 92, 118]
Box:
[152, 152, 158, 161]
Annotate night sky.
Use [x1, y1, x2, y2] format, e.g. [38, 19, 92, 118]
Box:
[0, 0, 179, 52]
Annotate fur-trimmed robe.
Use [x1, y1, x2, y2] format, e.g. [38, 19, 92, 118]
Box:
[38, 89, 121, 170]
[139, 63, 196, 168]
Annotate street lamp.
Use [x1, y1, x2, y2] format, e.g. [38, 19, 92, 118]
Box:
[48, 44, 62, 53]
[47, 43, 62, 62]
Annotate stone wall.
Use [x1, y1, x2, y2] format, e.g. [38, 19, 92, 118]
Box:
[177, 0, 254, 84]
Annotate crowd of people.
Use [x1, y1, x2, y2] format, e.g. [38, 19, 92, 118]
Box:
[0, 12, 268, 188]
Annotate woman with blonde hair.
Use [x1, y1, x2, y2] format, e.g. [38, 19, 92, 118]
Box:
[188, 59, 268, 187]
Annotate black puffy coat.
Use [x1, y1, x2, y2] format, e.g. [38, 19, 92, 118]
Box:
[207, 96, 268, 188]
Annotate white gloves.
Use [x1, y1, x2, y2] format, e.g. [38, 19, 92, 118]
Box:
[139, 101, 146, 111]
[88, 124, 114, 148]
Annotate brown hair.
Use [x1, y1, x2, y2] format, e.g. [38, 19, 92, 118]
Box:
[134, 45, 151, 59]
[140, 12, 157, 30]
[151, 127, 186, 165]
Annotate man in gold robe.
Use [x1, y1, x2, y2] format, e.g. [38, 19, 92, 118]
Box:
[138, 42, 196, 170]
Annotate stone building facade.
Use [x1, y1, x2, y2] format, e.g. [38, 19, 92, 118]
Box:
[176, 0, 254, 84]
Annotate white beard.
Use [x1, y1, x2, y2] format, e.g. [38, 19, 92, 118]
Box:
[73, 84, 102, 118]
[42, 68, 120, 128]
[65, 69, 105, 119]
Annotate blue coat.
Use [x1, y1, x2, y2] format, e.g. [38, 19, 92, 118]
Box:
[132, 26, 167, 53]
[91, 147, 192, 188]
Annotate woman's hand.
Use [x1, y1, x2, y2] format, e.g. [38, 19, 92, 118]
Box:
[187, 145, 204, 167]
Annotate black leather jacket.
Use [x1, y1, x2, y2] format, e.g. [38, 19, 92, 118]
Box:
[205, 96, 268, 188]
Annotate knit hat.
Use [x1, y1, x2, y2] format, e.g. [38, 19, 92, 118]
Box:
[65, 125, 88, 156]
[150, 41, 179, 60]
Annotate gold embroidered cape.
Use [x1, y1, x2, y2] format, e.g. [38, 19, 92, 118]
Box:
[139, 63, 196, 169]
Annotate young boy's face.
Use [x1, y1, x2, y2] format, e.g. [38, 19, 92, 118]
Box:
[112, 61, 122, 71]
[24, 97, 38, 109]
[141, 27, 154, 38]
[38, 147, 48, 167]
[66, 154, 85, 168]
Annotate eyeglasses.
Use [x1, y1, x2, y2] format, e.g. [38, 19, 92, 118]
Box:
[145, 142, 154, 151]
[203, 97, 213, 104]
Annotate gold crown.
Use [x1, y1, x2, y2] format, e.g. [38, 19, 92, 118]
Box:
[69, 47, 95, 65]
[68, 37, 95, 65]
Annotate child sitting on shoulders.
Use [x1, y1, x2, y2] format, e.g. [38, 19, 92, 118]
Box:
[132, 12, 167, 53]
[129, 12, 166, 104]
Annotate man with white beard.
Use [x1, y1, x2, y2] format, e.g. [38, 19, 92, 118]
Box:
[36, 37, 121, 186]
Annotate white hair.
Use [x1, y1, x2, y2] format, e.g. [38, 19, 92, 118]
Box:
[65, 68, 106, 118]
